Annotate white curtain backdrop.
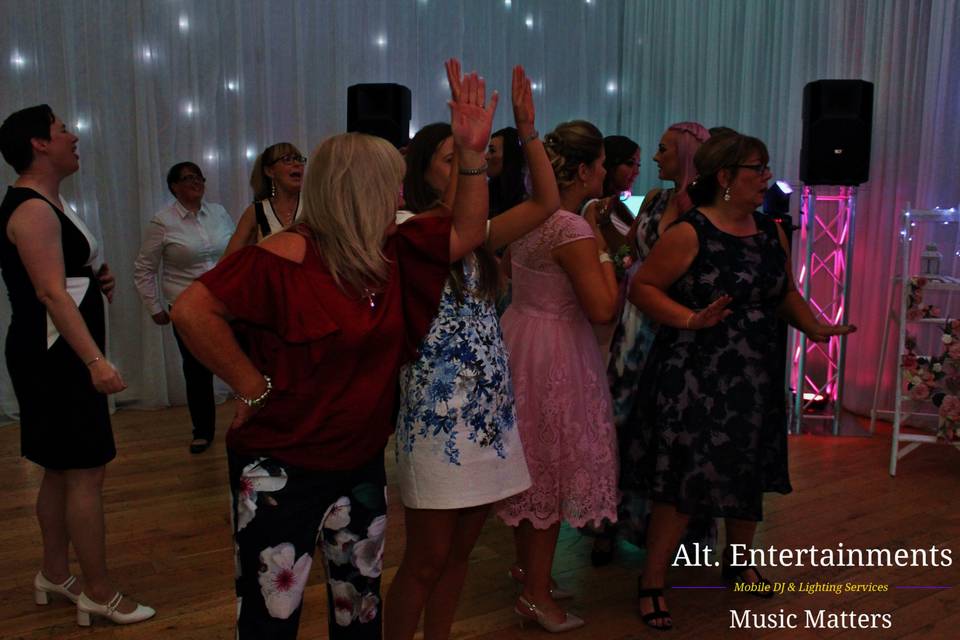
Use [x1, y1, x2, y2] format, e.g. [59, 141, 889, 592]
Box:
[0, 0, 957, 419]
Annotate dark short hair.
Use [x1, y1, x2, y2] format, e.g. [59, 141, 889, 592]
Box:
[166, 161, 203, 195]
[0, 104, 56, 173]
[687, 133, 770, 207]
[403, 122, 452, 214]
[489, 127, 527, 216]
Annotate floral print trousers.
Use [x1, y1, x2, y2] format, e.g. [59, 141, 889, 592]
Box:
[228, 451, 388, 639]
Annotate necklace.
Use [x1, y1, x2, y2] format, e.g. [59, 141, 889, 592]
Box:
[270, 195, 298, 226]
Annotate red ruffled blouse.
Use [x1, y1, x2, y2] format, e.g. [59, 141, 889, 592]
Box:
[198, 216, 451, 470]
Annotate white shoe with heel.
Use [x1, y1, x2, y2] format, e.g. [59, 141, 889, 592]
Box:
[34, 571, 80, 605]
[76, 592, 155, 626]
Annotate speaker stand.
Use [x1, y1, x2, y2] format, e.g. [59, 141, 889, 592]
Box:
[791, 186, 859, 435]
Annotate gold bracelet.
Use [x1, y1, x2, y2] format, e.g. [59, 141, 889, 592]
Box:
[85, 355, 102, 367]
[685, 311, 696, 330]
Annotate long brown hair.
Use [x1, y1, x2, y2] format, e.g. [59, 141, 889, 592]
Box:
[404, 124, 498, 303]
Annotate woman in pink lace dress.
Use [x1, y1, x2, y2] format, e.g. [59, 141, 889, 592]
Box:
[497, 120, 619, 632]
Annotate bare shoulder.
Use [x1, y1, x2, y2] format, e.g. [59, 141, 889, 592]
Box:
[258, 230, 307, 263]
[657, 218, 698, 250]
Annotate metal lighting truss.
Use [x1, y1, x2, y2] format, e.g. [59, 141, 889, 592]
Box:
[791, 186, 857, 434]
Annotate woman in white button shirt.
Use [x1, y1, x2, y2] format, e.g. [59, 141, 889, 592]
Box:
[133, 162, 234, 453]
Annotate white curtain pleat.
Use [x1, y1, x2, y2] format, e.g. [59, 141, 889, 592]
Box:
[0, 0, 957, 420]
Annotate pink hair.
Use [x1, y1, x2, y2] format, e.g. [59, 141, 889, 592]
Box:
[667, 122, 709, 212]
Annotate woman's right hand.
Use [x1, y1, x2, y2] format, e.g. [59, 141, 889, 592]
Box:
[687, 295, 733, 330]
[89, 359, 127, 394]
[445, 58, 498, 154]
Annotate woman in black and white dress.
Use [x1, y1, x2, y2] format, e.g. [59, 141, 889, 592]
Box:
[0, 105, 153, 625]
[223, 142, 305, 256]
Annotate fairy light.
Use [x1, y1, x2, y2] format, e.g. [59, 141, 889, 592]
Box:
[10, 50, 26, 69]
[178, 15, 190, 33]
[525, 15, 534, 28]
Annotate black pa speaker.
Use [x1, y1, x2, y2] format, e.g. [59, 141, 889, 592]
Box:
[799, 80, 874, 186]
[347, 83, 412, 149]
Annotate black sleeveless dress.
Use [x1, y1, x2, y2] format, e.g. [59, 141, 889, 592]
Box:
[0, 187, 115, 469]
[622, 209, 792, 521]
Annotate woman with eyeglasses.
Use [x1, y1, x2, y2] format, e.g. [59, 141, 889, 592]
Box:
[625, 133, 855, 630]
[133, 162, 235, 453]
[223, 143, 305, 256]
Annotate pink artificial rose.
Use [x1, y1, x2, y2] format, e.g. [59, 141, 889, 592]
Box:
[909, 383, 930, 401]
[929, 306, 942, 318]
[949, 342, 960, 360]
[950, 319, 960, 332]
[907, 308, 923, 321]
[622, 256, 634, 269]
[921, 369, 935, 383]
[939, 395, 960, 421]
[917, 277, 928, 287]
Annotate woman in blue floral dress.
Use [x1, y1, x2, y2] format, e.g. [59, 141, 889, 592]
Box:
[384, 64, 560, 640]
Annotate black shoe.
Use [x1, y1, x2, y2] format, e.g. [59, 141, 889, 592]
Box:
[722, 556, 775, 599]
[189, 438, 211, 454]
[637, 579, 673, 631]
[590, 537, 614, 567]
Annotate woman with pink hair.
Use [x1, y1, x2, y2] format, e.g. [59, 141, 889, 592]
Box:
[589, 122, 714, 566]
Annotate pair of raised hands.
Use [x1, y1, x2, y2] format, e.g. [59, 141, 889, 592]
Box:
[443, 58, 535, 155]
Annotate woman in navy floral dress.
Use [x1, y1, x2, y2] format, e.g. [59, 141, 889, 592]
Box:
[385, 64, 560, 640]
[626, 133, 855, 630]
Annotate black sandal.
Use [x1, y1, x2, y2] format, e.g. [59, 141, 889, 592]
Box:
[721, 556, 775, 599]
[638, 580, 673, 631]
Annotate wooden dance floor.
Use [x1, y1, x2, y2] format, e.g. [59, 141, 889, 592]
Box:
[0, 402, 957, 639]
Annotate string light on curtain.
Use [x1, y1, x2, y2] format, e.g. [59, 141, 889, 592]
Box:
[178, 15, 190, 33]
[204, 149, 218, 163]
[225, 79, 239, 92]
[183, 101, 196, 117]
[244, 146, 256, 161]
[525, 15, 534, 28]
[530, 81, 541, 92]
[140, 46, 155, 63]
[74, 119, 89, 132]
[375, 35, 387, 48]
[504, 0, 512, 8]
[409, 122, 419, 139]
[606, 80, 617, 94]
[9, 50, 26, 69]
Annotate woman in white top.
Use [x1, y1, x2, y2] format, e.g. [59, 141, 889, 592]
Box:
[223, 142, 304, 256]
[133, 162, 234, 453]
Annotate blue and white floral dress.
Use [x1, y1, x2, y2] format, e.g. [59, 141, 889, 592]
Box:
[396, 223, 530, 509]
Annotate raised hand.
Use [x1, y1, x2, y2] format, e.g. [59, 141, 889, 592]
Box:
[445, 58, 498, 154]
[806, 322, 858, 343]
[687, 295, 733, 330]
[511, 65, 535, 137]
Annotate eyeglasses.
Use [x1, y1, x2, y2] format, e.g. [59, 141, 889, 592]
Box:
[736, 163, 770, 175]
[178, 174, 206, 184]
[270, 153, 307, 165]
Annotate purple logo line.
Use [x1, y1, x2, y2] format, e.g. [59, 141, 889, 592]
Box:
[895, 586, 952, 589]
[670, 586, 728, 590]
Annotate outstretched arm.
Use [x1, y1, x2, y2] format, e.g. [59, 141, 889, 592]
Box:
[487, 65, 560, 250]
[445, 58, 499, 262]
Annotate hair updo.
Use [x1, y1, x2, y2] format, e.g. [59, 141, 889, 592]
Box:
[543, 120, 604, 191]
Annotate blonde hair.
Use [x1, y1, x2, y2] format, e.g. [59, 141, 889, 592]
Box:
[250, 142, 302, 201]
[543, 120, 604, 191]
[300, 133, 405, 294]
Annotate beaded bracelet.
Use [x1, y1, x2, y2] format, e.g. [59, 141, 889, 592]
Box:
[458, 163, 488, 176]
[236, 374, 273, 409]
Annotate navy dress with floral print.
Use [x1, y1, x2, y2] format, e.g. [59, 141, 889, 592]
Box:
[623, 209, 793, 521]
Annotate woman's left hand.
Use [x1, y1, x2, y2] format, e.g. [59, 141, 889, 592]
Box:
[97, 263, 115, 303]
[445, 58, 498, 154]
[511, 65, 535, 137]
[805, 322, 858, 343]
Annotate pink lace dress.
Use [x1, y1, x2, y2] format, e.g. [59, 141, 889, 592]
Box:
[497, 210, 619, 529]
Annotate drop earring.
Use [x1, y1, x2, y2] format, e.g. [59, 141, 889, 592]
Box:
[723, 186, 731, 202]
[271, 181, 277, 199]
